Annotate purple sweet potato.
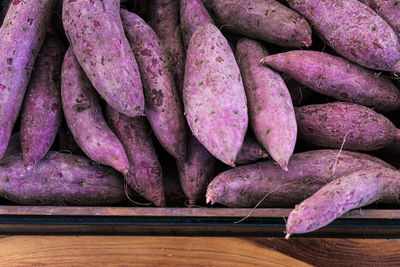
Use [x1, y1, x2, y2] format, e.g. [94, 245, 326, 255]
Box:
[184, 23, 248, 166]
[285, 0, 400, 72]
[180, 0, 214, 49]
[261, 51, 400, 111]
[0, 0, 56, 160]
[202, 0, 312, 47]
[235, 134, 268, 165]
[282, 74, 314, 106]
[0, 152, 125, 205]
[206, 149, 394, 208]
[62, 0, 145, 117]
[236, 38, 296, 170]
[121, 10, 187, 161]
[296, 102, 400, 151]
[106, 105, 166, 207]
[359, 1, 400, 39]
[176, 135, 215, 205]
[20, 35, 65, 170]
[285, 168, 400, 237]
[148, 0, 185, 96]
[61, 48, 129, 174]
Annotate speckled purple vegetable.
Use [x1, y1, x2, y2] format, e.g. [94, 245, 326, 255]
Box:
[282, 74, 314, 106]
[0, 0, 56, 160]
[148, 0, 185, 96]
[106, 105, 166, 207]
[359, 0, 400, 38]
[235, 134, 268, 165]
[261, 51, 400, 111]
[20, 35, 64, 170]
[176, 135, 215, 205]
[285, 0, 400, 72]
[0, 152, 125, 205]
[62, 0, 144, 117]
[206, 149, 394, 208]
[286, 168, 400, 238]
[121, 9, 187, 161]
[236, 38, 296, 170]
[180, 0, 213, 49]
[202, 0, 312, 47]
[61, 48, 129, 174]
[296, 102, 400, 151]
[184, 23, 248, 166]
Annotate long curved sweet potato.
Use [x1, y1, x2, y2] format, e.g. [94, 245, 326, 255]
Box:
[20, 35, 65, 170]
[61, 48, 129, 174]
[62, 0, 145, 117]
[285, 0, 400, 71]
[0, 152, 125, 205]
[206, 149, 394, 208]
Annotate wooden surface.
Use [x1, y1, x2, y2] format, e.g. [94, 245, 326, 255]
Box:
[2, 236, 400, 266]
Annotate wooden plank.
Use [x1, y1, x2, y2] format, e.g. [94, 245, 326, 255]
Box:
[247, 238, 400, 266]
[0, 236, 311, 267]
[0, 206, 399, 219]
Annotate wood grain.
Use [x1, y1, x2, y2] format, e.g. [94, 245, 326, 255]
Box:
[0, 206, 398, 219]
[248, 238, 400, 266]
[0, 236, 311, 267]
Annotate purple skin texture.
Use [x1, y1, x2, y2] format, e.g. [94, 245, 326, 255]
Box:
[261, 51, 400, 112]
[285, 0, 400, 72]
[296, 102, 400, 151]
[0, 152, 126, 205]
[176, 135, 215, 205]
[148, 0, 185, 97]
[359, 1, 400, 39]
[62, 0, 145, 117]
[183, 23, 248, 166]
[235, 134, 268, 165]
[206, 149, 394, 208]
[20, 35, 65, 170]
[282, 74, 314, 106]
[285, 168, 400, 238]
[202, 0, 312, 48]
[180, 0, 214, 49]
[106, 105, 166, 207]
[61, 48, 129, 174]
[121, 10, 187, 161]
[0, 0, 56, 160]
[236, 38, 296, 170]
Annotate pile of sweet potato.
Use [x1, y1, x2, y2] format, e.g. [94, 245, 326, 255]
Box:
[1, 0, 400, 237]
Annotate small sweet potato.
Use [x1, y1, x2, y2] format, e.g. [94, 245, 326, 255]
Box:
[236, 38, 296, 170]
[206, 149, 394, 208]
[0, 152, 125, 205]
[106, 105, 166, 207]
[286, 168, 400, 237]
[121, 9, 187, 161]
[235, 134, 268, 165]
[180, 0, 213, 49]
[202, 0, 312, 47]
[296, 102, 400, 151]
[0, 0, 56, 160]
[62, 0, 145, 117]
[184, 23, 248, 166]
[176, 135, 215, 205]
[148, 0, 185, 96]
[20, 35, 65, 170]
[359, 0, 400, 38]
[61, 48, 129, 173]
[261, 51, 400, 111]
[286, 0, 400, 71]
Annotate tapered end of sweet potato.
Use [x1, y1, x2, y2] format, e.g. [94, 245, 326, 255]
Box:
[206, 194, 215, 205]
[285, 233, 291, 239]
